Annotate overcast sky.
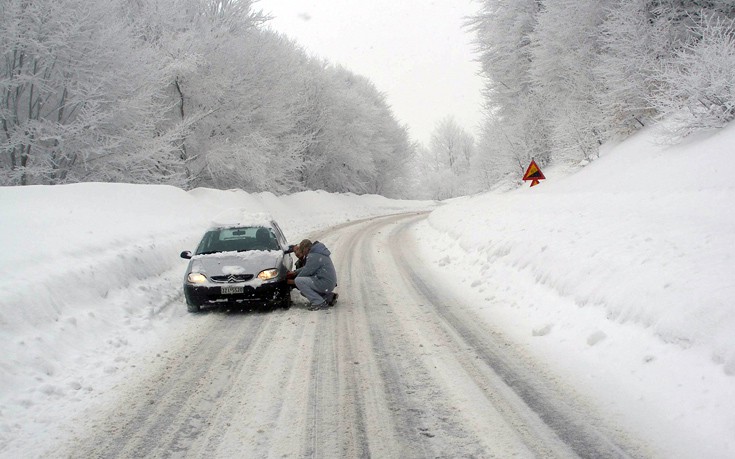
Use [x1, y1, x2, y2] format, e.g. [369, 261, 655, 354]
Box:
[257, 0, 486, 146]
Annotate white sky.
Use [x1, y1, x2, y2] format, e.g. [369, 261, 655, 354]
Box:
[256, 0, 486, 146]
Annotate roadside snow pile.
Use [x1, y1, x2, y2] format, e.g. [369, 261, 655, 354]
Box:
[416, 123, 735, 457]
[0, 185, 433, 450]
[422, 124, 735, 374]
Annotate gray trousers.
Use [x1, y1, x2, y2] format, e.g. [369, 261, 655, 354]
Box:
[295, 277, 333, 306]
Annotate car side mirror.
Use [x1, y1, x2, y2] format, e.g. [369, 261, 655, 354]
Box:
[180, 250, 192, 259]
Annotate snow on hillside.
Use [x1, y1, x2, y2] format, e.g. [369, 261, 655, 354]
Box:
[414, 123, 735, 458]
[0, 186, 434, 455]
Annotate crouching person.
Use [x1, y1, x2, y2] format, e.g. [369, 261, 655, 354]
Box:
[287, 239, 338, 311]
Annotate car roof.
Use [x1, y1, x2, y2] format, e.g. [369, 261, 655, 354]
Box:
[208, 210, 276, 230]
[207, 222, 275, 231]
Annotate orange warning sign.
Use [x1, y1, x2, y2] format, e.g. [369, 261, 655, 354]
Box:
[522, 159, 546, 187]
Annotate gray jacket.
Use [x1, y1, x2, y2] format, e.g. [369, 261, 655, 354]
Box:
[295, 241, 337, 291]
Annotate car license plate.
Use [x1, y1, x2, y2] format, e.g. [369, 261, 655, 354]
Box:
[221, 286, 244, 294]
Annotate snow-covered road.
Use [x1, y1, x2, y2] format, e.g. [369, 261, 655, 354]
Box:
[58, 213, 647, 458]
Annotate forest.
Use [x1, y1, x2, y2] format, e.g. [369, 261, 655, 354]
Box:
[2, 0, 734, 198]
[0, 0, 414, 196]
[462, 0, 735, 192]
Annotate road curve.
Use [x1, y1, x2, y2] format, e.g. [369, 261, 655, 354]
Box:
[62, 212, 647, 458]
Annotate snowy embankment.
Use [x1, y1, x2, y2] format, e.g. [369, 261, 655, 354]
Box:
[416, 123, 735, 457]
[0, 186, 434, 452]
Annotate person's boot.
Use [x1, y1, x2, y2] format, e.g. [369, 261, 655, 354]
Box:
[327, 292, 339, 306]
[308, 301, 328, 311]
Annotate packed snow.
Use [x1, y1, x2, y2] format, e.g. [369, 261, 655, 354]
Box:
[1, 123, 734, 457]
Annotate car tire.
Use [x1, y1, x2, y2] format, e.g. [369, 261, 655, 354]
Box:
[280, 290, 292, 310]
[186, 301, 201, 313]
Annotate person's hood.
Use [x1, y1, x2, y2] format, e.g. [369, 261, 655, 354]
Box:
[310, 241, 331, 257]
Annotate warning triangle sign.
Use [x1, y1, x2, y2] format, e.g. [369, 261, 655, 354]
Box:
[523, 160, 546, 187]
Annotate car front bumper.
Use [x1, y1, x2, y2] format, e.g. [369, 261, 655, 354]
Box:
[184, 281, 288, 308]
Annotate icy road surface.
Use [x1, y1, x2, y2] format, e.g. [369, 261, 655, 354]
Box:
[62, 213, 648, 458]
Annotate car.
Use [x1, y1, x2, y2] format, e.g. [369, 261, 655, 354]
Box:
[180, 219, 294, 313]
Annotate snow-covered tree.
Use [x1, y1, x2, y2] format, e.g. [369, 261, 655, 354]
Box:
[596, 0, 662, 137]
[295, 66, 413, 195]
[650, 13, 735, 136]
[429, 116, 474, 174]
[1, 0, 414, 196]
[0, 0, 172, 185]
[469, 0, 735, 190]
[467, 0, 548, 183]
[408, 116, 478, 200]
[529, 0, 611, 162]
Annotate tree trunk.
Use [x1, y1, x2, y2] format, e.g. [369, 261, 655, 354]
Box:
[174, 77, 191, 179]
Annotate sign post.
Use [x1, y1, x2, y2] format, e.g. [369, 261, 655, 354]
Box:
[523, 159, 546, 187]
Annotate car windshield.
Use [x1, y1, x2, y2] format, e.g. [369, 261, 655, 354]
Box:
[195, 226, 280, 255]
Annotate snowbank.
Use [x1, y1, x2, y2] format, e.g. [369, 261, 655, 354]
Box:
[423, 124, 735, 374]
[416, 123, 735, 457]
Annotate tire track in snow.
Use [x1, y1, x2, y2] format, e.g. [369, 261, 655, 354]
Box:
[66, 312, 279, 458]
[58, 212, 648, 458]
[387, 213, 645, 458]
[333, 214, 506, 457]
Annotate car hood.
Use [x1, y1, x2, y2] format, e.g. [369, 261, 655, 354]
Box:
[190, 250, 282, 277]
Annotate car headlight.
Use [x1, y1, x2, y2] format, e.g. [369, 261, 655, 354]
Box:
[187, 273, 208, 284]
[257, 269, 279, 281]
